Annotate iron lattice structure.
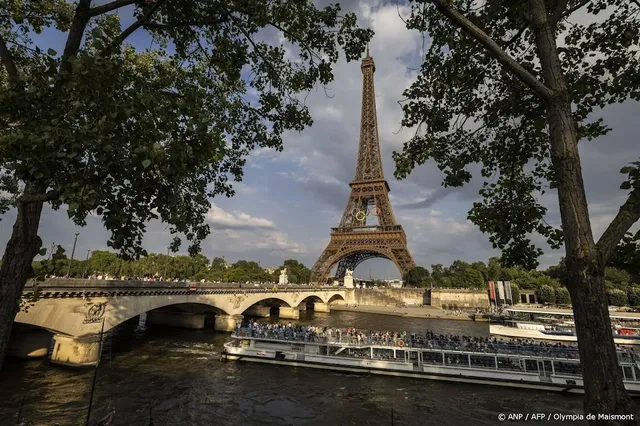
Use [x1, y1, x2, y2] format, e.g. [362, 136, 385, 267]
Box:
[310, 52, 416, 284]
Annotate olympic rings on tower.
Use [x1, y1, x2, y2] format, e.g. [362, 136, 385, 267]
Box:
[356, 211, 366, 221]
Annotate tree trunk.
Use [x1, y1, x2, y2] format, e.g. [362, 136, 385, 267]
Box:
[0, 196, 44, 371]
[567, 261, 637, 423]
[526, 1, 637, 423]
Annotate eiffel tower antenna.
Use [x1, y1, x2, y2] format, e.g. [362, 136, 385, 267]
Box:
[310, 50, 416, 285]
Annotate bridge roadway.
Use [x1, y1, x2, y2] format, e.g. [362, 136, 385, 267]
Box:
[13, 279, 349, 367]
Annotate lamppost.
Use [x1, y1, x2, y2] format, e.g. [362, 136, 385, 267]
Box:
[66, 231, 80, 277]
[163, 247, 170, 281]
[47, 242, 55, 261]
[83, 249, 91, 278]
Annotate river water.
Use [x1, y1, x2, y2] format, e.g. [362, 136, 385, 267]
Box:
[0, 311, 586, 426]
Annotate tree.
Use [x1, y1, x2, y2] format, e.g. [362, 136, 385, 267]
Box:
[628, 287, 640, 307]
[555, 287, 571, 306]
[394, 1, 640, 419]
[510, 282, 520, 305]
[607, 289, 628, 307]
[536, 285, 556, 305]
[608, 231, 640, 282]
[404, 266, 431, 287]
[0, 0, 372, 369]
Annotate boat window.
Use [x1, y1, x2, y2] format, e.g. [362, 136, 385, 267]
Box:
[623, 366, 634, 381]
[444, 353, 467, 366]
[319, 346, 328, 355]
[553, 361, 581, 376]
[349, 348, 370, 358]
[422, 351, 444, 365]
[524, 359, 538, 373]
[373, 348, 394, 360]
[470, 355, 496, 369]
[496, 357, 522, 371]
[395, 350, 405, 359]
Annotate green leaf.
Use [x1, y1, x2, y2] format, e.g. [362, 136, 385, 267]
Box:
[621, 166, 635, 174]
[621, 181, 632, 190]
[47, 48, 57, 56]
[142, 159, 152, 169]
[38, 248, 47, 256]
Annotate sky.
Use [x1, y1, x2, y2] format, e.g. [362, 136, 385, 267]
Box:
[1, 0, 639, 279]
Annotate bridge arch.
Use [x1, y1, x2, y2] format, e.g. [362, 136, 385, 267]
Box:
[107, 298, 231, 332]
[313, 246, 405, 283]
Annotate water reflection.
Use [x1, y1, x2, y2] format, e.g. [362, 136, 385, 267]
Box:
[0, 311, 585, 425]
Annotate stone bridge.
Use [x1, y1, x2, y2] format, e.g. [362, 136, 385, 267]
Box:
[12, 279, 349, 367]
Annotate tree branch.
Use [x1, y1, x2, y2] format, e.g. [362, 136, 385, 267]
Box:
[89, 0, 137, 17]
[549, 0, 570, 26]
[60, 0, 92, 76]
[142, 13, 231, 30]
[552, 0, 591, 25]
[0, 35, 20, 88]
[112, 0, 167, 46]
[18, 191, 59, 204]
[430, 0, 555, 101]
[596, 190, 640, 265]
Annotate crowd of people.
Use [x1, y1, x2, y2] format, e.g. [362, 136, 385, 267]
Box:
[234, 320, 594, 360]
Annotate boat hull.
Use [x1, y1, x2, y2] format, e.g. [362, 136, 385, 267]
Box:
[490, 325, 640, 345]
[222, 345, 640, 396]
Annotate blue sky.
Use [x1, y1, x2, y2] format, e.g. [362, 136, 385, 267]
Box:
[1, 0, 639, 279]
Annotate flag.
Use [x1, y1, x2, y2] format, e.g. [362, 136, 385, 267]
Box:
[488, 281, 496, 301]
[504, 281, 512, 303]
[497, 281, 505, 301]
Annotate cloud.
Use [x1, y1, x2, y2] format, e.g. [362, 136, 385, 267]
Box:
[206, 203, 275, 230]
[1, 0, 639, 279]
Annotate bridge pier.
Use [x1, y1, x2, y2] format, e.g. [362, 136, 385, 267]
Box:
[314, 303, 330, 313]
[214, 314, 244, 332]
[279, 306, 300, 320]
[7, 327, 51, 359]
[50, 334, 101, 367]
[146, 311, 206, 329]
[243, 305, 271, 318]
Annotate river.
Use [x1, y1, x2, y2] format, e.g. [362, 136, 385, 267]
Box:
[0, 311, 586, 425]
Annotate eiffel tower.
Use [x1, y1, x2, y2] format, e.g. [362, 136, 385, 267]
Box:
[310, 48, 416, 284]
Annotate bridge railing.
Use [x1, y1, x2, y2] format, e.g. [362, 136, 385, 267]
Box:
[24, 278, 345, 292]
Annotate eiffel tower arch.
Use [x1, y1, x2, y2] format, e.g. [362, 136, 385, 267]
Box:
[310, 49, 416, 284]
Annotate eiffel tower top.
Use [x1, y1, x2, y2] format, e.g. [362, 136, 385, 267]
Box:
[353, 44, 387, 189]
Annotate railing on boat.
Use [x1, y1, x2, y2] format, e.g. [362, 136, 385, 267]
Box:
[232, 328, 590, 360]
[226, 335, 640, 382]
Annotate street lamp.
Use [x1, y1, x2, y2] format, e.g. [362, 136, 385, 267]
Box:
[66, 231, 80, 278]
[83, 249, 91, 278]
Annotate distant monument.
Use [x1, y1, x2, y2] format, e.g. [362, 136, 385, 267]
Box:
[279, 268, 288, 285]
[343, 269, 354, 288]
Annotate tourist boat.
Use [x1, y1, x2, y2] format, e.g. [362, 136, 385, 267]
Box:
[222, 330, 640, 395]
[490, 320, 640, 345]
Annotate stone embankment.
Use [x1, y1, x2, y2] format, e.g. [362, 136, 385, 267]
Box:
[330, 304, 486, 321]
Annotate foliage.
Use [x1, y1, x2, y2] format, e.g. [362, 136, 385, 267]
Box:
[30, 250, 318, 284]
[607, 289, 628, 307]
[536, 285, 556, 305]
[509, 282, 520, 305]
[394, 0, 640, 270]
[555, 287, 571, 306]
[275, 259, 312, 284]
[404, 266, 431, 287]
[0, 0, 372, 258]
[628, 287, 640, 307]
[607, 231, 640, 282]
